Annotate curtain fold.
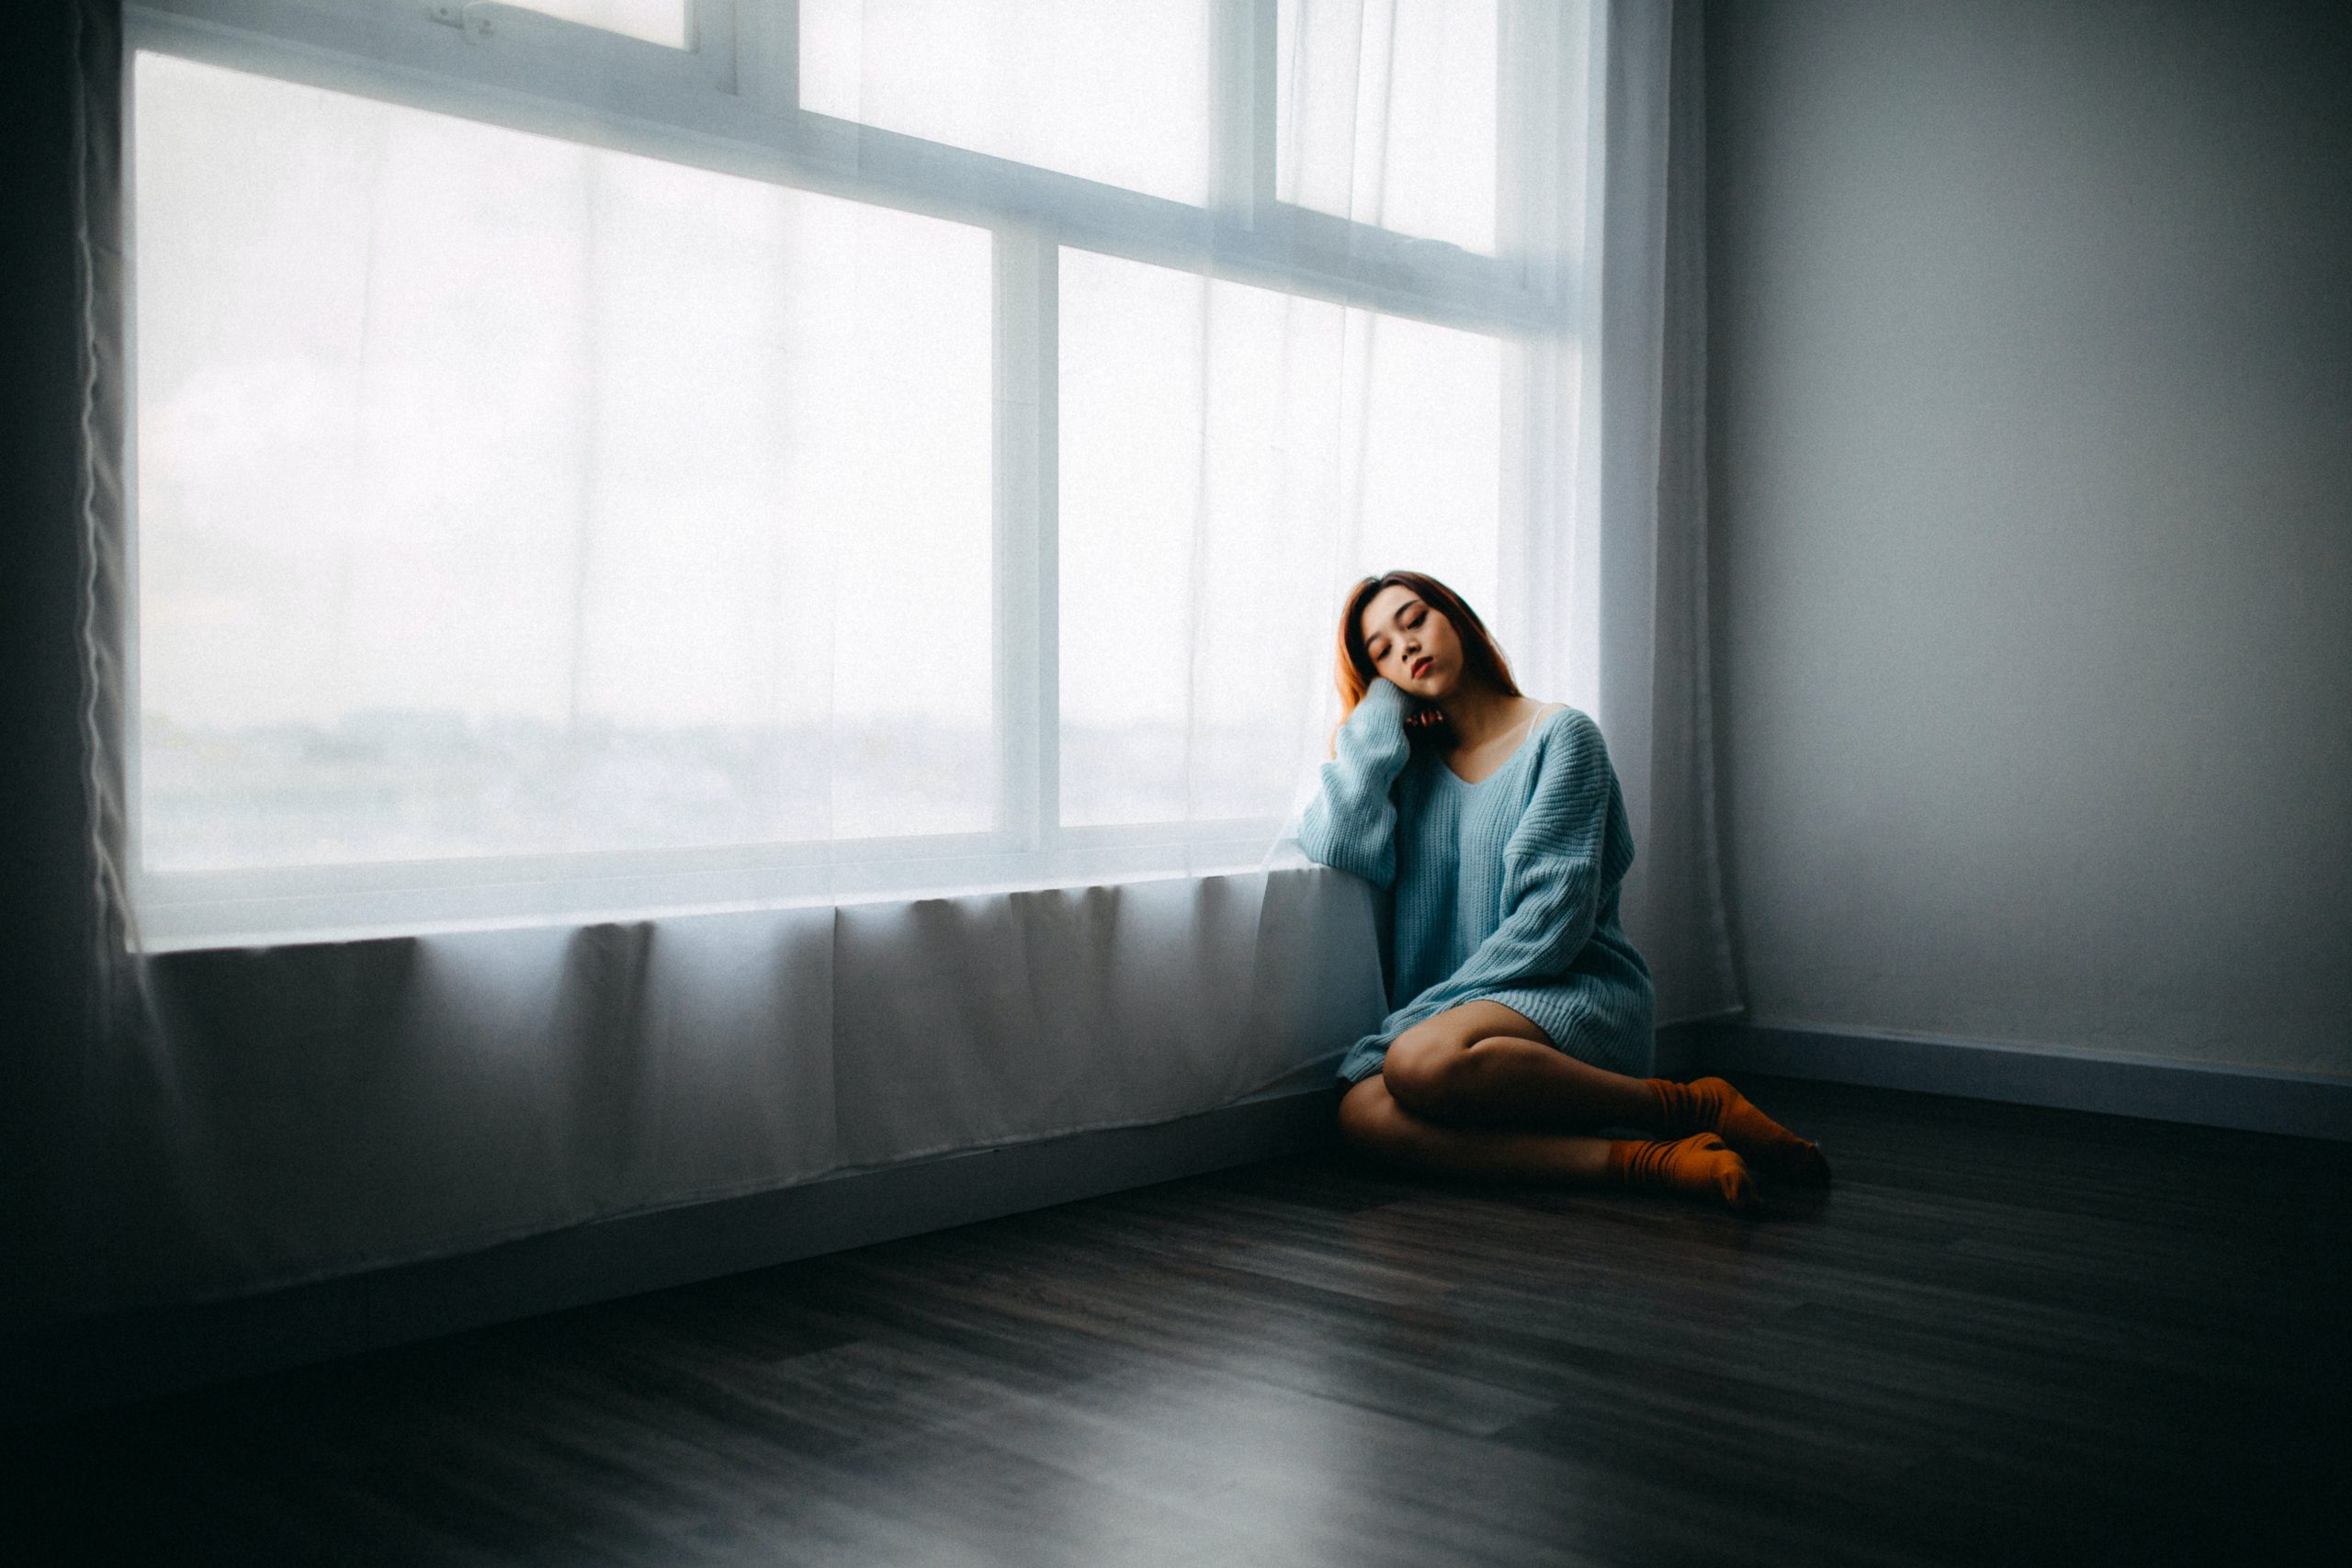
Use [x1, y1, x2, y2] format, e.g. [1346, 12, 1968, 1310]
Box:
[1591, 0, 1743, 1025]
[53, 0, 1737, 1322]
[102, 870, 1383, 1309]
[1260, 0, 1740, 1025]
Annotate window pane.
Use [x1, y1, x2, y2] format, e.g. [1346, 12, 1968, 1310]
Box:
[1058, 248, 1502, 829]
[1278, 0, 1498, 254]
[799, 0, 1213, 206]
[133, 52, 994, 872]
[502, 0, 688, 49]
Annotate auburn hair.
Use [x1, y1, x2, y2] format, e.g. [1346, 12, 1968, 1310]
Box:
[1330, 570, 1521, 758]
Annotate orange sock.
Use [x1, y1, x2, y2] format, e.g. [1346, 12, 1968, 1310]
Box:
[1607, 1133, 1759, 1212]
[1647, 1076, 1829, 1184]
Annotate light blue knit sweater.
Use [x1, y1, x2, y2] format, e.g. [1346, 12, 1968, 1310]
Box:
[1298, 676, 1656, 1084]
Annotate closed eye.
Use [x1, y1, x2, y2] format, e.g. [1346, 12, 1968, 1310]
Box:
[1370, 609, 1426, 661]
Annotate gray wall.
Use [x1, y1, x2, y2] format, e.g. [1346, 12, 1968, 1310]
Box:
[1704, 0, 2351, 1075]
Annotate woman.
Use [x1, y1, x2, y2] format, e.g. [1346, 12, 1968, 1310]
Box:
[1298, 571, 1828, 1212]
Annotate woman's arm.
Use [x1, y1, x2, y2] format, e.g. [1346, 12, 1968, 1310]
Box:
[1296, 677, 1414, 890]
[1409, 711, 1629, 1003]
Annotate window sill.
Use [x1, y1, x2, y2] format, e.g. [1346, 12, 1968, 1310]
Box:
[133, 822, 1303, 953]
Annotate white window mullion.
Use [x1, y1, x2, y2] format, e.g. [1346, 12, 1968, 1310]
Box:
[726, 0, 795, 115]
[992, 227, 1059, 853]
[1212, 0, 1277, 223]
[685, 0, 739, 95]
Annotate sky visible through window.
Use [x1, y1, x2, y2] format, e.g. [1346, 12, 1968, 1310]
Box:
[798, 0, 1216, 206]
[131, 22, 1509, 873]
[134, 51, 994, 864]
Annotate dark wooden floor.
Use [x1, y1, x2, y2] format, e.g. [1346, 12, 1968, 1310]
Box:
[7, 1077, 2348, 1566]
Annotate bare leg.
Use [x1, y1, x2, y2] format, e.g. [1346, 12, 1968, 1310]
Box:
[1378, 1000, 1659, 1130]
[1336, 1076, 1758, 1211]
[1337, 1075, 1612, 1182]
[1365, 1001, 1824, 1189]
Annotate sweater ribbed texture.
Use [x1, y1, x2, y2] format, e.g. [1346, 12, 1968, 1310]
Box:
[1298, 677, 1656, 1084]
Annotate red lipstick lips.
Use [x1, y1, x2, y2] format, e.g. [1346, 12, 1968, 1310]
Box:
[1411, 657, 1432, 678]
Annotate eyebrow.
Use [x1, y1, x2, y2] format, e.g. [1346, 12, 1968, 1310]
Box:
[1363, 599, 1423, 652]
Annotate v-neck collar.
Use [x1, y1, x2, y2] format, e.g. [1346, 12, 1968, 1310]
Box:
[1434, 705, 1566, 786]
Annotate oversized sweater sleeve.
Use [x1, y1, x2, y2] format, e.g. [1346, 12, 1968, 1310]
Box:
[1408, 710, 1624, 1007]
[1295, 678, 1413, 890]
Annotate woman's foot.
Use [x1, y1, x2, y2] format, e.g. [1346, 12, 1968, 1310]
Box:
[1607, 1133, 1760, 1213]
[1646, 1076, 1831, 1184]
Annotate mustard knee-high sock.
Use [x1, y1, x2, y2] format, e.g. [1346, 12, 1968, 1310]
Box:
[1647, 1077, 1831, 1184]
[1607, 1133, 1759, 1212]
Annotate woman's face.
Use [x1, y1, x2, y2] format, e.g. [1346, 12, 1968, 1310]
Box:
[1359, 584, 1464, 700]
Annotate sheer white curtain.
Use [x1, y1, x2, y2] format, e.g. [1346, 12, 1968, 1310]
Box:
[129, 47, 1002, 940]
[118, 0, 1603, 950]
[61, 0, 1733, 1317]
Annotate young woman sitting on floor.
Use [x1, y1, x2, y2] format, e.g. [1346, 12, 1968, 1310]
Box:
[1299, 570, 1829, 1212]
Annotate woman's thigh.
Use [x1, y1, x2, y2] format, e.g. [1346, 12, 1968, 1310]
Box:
[1393, 998, 1557, 1057]
[1374, 1001, 1560, 1113]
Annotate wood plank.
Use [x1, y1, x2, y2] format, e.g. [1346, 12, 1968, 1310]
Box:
[4, 1077, 2346, 1565]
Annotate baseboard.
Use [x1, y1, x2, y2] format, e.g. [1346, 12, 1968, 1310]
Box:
[1678, 1020, 2352, 1143]
[3, 1083, 1344, 1427]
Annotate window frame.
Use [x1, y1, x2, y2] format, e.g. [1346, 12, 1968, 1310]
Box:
[122, 0, 1584, 948]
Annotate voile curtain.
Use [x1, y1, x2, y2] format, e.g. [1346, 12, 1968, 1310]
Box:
[117, 0, 1587, 948]
[50, 0, 1735, 1323]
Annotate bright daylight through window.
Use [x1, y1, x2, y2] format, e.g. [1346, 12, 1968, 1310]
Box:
[124, 0, 1581, 946]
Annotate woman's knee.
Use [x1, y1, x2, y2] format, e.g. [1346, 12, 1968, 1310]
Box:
[1336, 1077, 1406, 1151]
[1380, 1027, 1468, 1114]
[1382, 1004, 1553, 1115]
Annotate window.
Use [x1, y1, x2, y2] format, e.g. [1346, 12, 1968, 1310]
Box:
[1057, 246, 1502, 829]
[1278, 0, 1502, 254]
[123, 0, 1588, 946]
[798, 0, 1216, 205]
